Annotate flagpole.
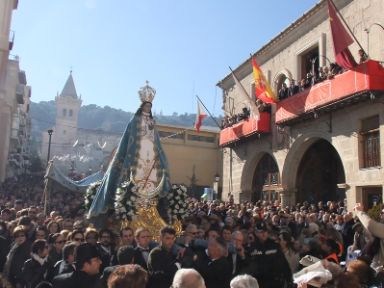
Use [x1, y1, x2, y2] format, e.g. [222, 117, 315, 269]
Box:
[329, 0, 366, 54]
[195, 95, 221, 129]
[228, 66, 250, 98]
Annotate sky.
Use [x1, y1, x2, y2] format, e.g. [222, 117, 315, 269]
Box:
[11, 0, 319, 116]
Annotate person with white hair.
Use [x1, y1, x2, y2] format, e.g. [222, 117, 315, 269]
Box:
[171, 268, 206, 288]
[230, 274, 259, 288]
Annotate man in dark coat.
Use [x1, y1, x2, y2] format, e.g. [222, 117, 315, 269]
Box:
[133, 228, 154, 270]
[52, 243, 102, 288]
[49, 243, 76, 281]
[193, 237, 231, 288]
[227, 231, 247, 277]
[96, 228, 115, 271]
[99, 245, 135, 288]
[147, 227, 180, 288]
[243, 221, 292, 288]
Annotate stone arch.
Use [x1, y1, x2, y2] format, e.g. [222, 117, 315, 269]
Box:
[241, 151, 280, 202]
[282, 132, 346, 204]
[273, 69, 293, 94]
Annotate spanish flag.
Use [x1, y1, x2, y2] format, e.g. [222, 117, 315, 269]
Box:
[252, 56, 278, 103]
[194, 99, 207, 132]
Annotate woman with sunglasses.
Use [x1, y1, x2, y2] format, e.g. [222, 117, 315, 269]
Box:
[47, 233, 64, 268]
[3, 225, 31, 288]
[21, 239, 49, 288]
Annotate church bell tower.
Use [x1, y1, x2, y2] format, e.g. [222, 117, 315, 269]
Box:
[54, 71, 82, 153]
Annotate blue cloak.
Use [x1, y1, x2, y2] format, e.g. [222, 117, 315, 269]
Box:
[88, 112, 171, 222]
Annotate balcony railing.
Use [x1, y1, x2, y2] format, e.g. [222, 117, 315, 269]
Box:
[276, 60, 384, 124]
[219, 112, 271, 146]
[9, 31, 15, 50]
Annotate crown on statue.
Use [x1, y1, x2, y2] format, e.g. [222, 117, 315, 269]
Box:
[139, 81, 156, 103]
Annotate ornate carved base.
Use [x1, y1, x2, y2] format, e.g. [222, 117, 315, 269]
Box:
[122, 205, 182, 240]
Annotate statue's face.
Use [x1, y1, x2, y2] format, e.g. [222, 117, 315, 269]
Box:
[142, 102, 152, 113]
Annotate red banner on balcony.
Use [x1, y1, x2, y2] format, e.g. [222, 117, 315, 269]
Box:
[219, 112, 271, 146]
[276, 60, 384, 123]
[327, 0, 357, 69]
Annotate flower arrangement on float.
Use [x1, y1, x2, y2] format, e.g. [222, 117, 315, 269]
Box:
[167, 184, 190, 220]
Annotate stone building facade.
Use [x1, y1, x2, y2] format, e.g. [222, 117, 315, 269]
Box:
[0, 0, 33, 182]
[218, 0, 384, 211]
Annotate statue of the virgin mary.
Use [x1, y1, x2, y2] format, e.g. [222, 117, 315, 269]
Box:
[88, 82, 180, 230]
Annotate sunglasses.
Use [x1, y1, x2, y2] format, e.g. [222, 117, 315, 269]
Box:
[74, 238, 84, 242]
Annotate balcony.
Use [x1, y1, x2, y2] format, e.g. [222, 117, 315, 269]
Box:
[276, 60, 384, 124]
[9, 31, 15, 50]
[219, 112, 271, 146]
[16, 84, 25, 104]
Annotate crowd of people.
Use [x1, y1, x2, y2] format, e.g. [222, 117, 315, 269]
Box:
[0, 175, 384, 287]
[278, 62, 345, 101]
[279, 50, 369, 102]
[221, 107, 251, 129]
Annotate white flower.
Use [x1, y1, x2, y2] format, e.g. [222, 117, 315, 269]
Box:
[179, 209, 184, 213]
[175, 204, 179, 209]
[173, 209, 178, 213]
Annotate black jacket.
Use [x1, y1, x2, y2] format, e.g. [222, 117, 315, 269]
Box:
[22, 257, 49, 288]
[52, 270, 101, 288]
[3, 241, 30, 286]
[0, 235, 9, 272]
[133, 247, 149, 270]
[227, 252, 247, 277]
[243, 238, 292, 288]
[147, 246, 179, 288]
[49, 260, 75, 281]
[203, 257, 231, 288]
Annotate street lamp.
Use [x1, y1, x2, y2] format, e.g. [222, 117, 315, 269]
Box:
[364, 23, 384, 56]
[47, 129, 53, 165]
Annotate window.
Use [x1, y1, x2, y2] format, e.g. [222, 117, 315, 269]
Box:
[360, 115, 380, 168]
[299, 45, 319, 82]
[187, 134, 215, 143]
[69, 109, 73, 117]
[63, 109, 67, 117]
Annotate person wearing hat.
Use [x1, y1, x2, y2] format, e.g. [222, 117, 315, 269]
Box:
[242, 221, 292, 288]
[52, 243, 102, 288]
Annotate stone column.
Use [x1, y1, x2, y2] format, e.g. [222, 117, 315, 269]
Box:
[280, 188, 297, 207]
[319, 33, 327, 68]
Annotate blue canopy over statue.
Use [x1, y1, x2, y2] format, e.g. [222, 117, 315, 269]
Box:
[87, 82, 186, 232]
